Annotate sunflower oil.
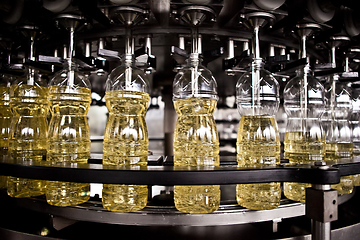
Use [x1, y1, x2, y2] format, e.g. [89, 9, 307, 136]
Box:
[7, 84, 48, 197]
[102, 90, 149, 212]
[325, 142, 354, 195]
[283, 131, 325, 202]
[46, 85, 91, 206]
[236, 115, 281, 210]
[0, 85, 11, 188]
[173, 97, 220, 214]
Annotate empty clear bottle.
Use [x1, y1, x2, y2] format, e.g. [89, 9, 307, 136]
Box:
[46, 59, 91, 206]
[7, 67, 48, 197]
[173, 51, 220, 214]
[102, 37, 150, 212]
[0, 74, 12, 189]
[236, 59, 281, 210]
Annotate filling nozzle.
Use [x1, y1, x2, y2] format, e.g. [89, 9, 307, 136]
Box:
[329, 43, 338, 141]
[298, 32, 310, 132]
[190, 27, 201, 96]
[242, 12, 276, 115]
[252, 24, 261, 60]
[251, 22, 263, 116]
[67, 25, 75, 87]
[27, 35, 36, 86]
[124, 27, 135, 90]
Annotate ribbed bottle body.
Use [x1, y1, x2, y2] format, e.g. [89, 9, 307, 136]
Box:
[46, 85, 91, 206]
[173, 97, 220, 214]
[102, 90, 149, 212]
[236, 115, 281, 210]
[8, 84, 48, 198]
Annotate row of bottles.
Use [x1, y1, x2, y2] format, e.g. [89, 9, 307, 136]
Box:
[0, 20, 92, 207]
[1, 21, 359, 216]
[1, 43, 359, 214]
[6, 26, 50, 199]
[283, 27, 357, 203]
[1, 58, 92, 206]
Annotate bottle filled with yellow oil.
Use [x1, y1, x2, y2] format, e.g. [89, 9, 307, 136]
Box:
[236, 59, 281, 210]
[283, 131, 325, 202]
[102, 44, 150, 212]
[283, 26, 326, 202]
[102, 90, 149, 212]
[283, 65, 326, 202]
[7, 67, 49, 198]
[46, 60, 91, 207]
[173, 97, 220, 214]
[322, 75, 353, 195]
[173, 50, 220, 214]
[0, 75, 13, 189]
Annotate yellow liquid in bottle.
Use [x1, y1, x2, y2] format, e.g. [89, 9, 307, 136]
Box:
[328, 142, 353, 159]
[353, 174, 360, 187]
[46, 86, 91, 206]
[325, 142, 354, 195]
[173, 97, 220, 214]
[102, 90, 149, 212]
[0, 86, 11, 188]
[283, 132, 325, 202]
[7, 84, 48, 198]
[236, 115, 281, 210]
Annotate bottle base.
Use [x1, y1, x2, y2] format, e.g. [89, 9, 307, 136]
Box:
[102, 184, 148, 212]
[45, 181, 90, 207]
[174, 185, 220, 214]
[10, 150, 46, 162]
[353, 174, 360, 187]
[7, 177, 44, 198]
[283, 182, 309, 203]
[0, 175, 7, 189]
[236, 183, 280, 210]
[332, 176, 354, 195]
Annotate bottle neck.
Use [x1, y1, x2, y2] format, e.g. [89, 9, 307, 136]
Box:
[123, 53, 134, 66]
[295, 64, 312, 77]
[251, 58, 264, 70]
[25, 66, 36, 86]
[187, 53, 201, 67]
[64, 59, 77, 87]
[66, 58, 77, 71]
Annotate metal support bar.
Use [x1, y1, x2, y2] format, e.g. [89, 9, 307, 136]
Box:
[306, 162, 338, 240]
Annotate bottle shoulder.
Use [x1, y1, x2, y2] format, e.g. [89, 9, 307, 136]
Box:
[106, 65, 150, 93]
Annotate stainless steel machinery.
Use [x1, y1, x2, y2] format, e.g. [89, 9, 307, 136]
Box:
[1, 0, 360, 239]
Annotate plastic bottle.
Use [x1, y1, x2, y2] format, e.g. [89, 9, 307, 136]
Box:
[236, 59, 281, 210]
[102, 53, 150, 212]
[173, 52, 220, 214]
[283, 64, 326, 202]
[46, 60, 91, 206]
[322, 75, 353, 195]
[7, 67, 48, 197]
[351, 88, 360, 186]
[351, 88, 360, 156]
[0, 75, 12, 189]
